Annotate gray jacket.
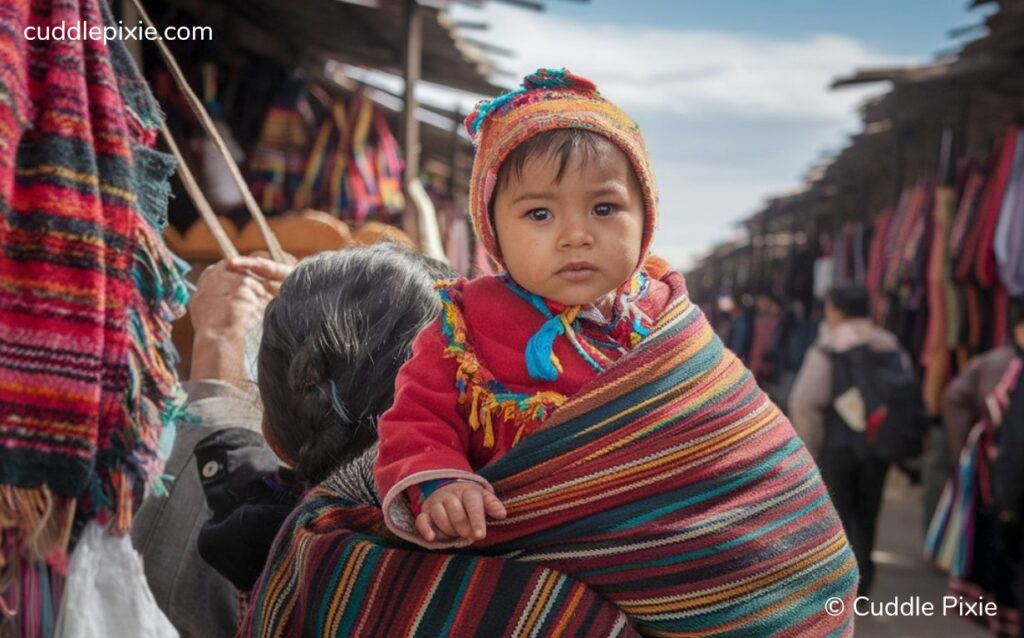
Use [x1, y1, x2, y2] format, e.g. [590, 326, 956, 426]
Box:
[131, 380, 263, 638]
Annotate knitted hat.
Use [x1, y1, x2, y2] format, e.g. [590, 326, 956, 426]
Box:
[465, 68, 658, 270]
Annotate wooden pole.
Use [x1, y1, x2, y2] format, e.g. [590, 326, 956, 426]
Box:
[121, 0, 143, 67]
[402, 0, 423, 245]
[447, 107, 462, 197]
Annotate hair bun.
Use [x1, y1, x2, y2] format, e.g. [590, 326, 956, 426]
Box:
[464, 68, 598, 142]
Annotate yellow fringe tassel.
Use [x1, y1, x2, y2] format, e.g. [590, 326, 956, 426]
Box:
[0, 486, 76, 564]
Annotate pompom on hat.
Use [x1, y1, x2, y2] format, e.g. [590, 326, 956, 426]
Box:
[465, 68, 659, 270]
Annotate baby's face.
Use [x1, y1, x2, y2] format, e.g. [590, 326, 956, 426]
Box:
[493, 141, 644, 309]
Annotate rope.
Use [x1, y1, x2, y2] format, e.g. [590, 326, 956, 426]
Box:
[158, 120, 238, 259]
[127, 0, 285, 262]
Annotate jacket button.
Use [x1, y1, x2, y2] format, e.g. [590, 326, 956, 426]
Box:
[201, 460, 221, 478]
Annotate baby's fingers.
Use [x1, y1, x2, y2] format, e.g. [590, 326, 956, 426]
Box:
[483, 492, 507, 520]
[461, 490, 488, 540]
[429, 501, 457, 538]
[415, 512, 437, 542]
[443, 497, 478, 540]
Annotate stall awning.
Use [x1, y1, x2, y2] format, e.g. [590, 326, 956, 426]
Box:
[162, 0, 504, 95]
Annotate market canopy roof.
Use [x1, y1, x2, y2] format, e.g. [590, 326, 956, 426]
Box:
[161, 0, 507, 95]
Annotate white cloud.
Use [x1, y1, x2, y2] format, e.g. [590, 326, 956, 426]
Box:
[452, 4, 902, 119]
[445, 3, 908, 269]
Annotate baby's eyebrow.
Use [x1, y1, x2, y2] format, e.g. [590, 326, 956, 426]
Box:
[511, 191, 555, 204]
[587, 184, 628, 197]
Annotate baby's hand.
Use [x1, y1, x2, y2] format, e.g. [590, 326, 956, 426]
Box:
[415, 482, 507, 543]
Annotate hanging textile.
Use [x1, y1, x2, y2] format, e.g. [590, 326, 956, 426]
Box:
[951, 165, 987, 281]
[374, 109, 405, 216]
[294, 99, 350, 214]
[925, 357, 1023, 637]
[247, 77, 314, 215]
[0, 0, 189, 632]
[974, 128, 1018, 290]
[994, 129, 1024, 296]
[347, 94, 380, 222]
[290, 94, 404, 222]
[832, 227, 849, 286]
[921, 186, 957, 415]
[866, 210, 893, 322]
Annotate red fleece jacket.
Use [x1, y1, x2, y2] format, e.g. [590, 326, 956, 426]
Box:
[374, 270, 672, 529]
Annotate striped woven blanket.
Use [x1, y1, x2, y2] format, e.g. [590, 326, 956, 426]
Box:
[243, 282, 857, 637]
[1, 0, 188, 569]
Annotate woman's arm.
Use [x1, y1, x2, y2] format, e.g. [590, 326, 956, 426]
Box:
[188, 256, 292, 384]
[942, 356, 983, 457]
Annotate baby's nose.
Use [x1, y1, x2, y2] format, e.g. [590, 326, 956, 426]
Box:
[560, 222, 594, 247]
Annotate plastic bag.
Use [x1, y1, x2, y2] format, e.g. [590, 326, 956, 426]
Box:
[55, 521, 178, 638]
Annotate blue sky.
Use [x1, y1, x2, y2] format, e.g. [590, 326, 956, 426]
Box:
[441, 0, 992, 269]
[541, 0, 986, 57]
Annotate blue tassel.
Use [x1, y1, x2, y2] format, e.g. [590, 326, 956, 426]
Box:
[525, 314, 566, 381]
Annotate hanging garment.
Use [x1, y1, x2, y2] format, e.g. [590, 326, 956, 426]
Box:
[373, 109, 405, 217]
[294, 99, 350, 214]
[833, 228, 848, 286]
[974, 128, 1019, 289]
[926, 357, 1023, 637]
[994, 130, 1024, 296]
[866, 211, 893, 322]
[247, 77, 314, 215]
[348, 94, 381, 222]
[814, 256, 835, 301]
[951, 165, 987, 280]
[921, 186, 956, 415]
[853, 223, 868, 285]
[0, 0, 189, 632]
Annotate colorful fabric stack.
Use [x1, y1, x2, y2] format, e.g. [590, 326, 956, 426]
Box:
[241, 277, 858, 637]
[0, 0, 189, 630]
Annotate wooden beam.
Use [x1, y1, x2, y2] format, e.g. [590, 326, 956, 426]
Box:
[402, 0, 424, 243]
[121, 0, 143, 66]
[448, 107, 463, 196]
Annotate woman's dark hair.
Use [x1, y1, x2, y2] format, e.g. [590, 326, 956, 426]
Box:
[825, 284, 870, 319]
[257, 243, 453, 485]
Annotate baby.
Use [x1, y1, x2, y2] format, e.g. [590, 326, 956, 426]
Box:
[374, 68, 672, 545]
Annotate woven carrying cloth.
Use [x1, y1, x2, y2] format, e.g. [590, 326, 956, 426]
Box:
[241, 274, 858, 637]
[0, 0, 189, 578]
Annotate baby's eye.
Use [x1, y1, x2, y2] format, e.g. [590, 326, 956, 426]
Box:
[593, 203, 615, 217]
[527, 208, 552, 221]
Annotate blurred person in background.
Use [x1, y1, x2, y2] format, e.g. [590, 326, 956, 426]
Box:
[789, 284, 919, 596]
[933, 301, 1024, 637]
